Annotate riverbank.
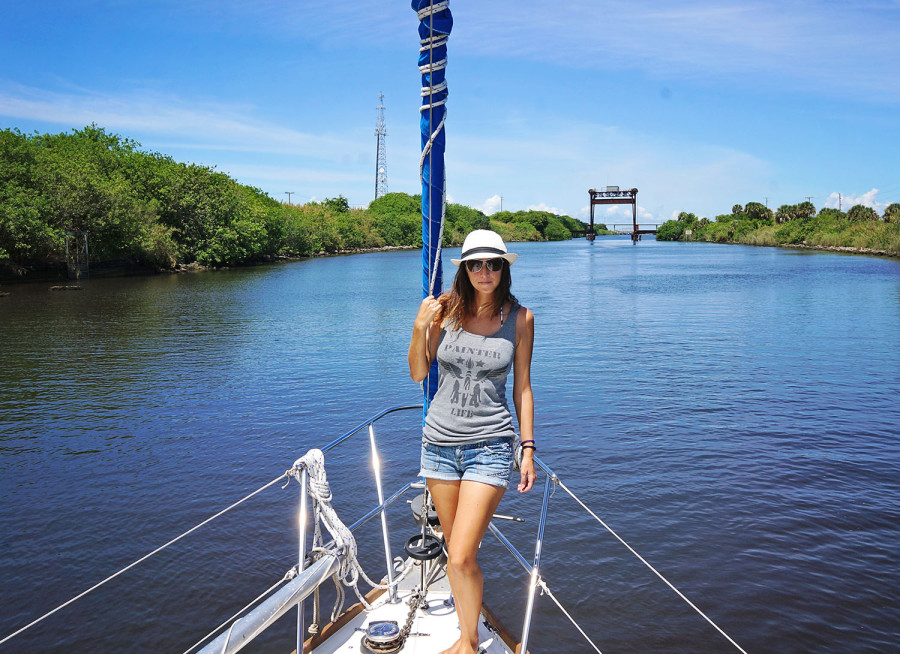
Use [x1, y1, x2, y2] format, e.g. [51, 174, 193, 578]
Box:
[779, 242, 900, 258]
[1, 127, 587, 273]
[658, 207, 900, 258]
[0, 245, 422, 285]
[6, 235, 899, 289]
[691, 238, 900, 260]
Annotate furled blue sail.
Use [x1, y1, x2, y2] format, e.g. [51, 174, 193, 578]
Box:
[413, 0, 453, 410]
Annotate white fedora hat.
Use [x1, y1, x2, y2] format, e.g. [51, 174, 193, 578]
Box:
[450, 230, 518, 267]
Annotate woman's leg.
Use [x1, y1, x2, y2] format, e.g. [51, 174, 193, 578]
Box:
[441, 480, 506, 654]
[428, 478, 461, 543]
[427, 479, 463, 654]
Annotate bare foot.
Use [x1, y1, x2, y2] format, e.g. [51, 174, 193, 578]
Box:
[438, 638, 462, 654]
[439, 636, 483, 654]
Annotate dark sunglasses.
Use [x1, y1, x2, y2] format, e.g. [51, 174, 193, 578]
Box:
[465, 258, 505, 273]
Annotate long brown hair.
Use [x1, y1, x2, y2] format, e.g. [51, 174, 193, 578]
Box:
[438, 260, 517, 329]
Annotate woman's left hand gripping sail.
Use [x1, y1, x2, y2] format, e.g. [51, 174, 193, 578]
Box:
[408, 295, 443, 383]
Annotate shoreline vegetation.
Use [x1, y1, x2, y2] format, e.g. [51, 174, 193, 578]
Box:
[0, 125, 594, 283]
[656, 201, 900, 258]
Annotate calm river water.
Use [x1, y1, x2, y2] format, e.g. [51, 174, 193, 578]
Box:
[1, 237, 898, 653]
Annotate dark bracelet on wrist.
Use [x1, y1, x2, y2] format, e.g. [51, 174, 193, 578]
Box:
[520, 439, 535, 445]
[521, 444, 536, 451]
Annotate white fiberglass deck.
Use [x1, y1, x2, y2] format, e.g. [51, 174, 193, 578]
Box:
[306, 558, 515, 654]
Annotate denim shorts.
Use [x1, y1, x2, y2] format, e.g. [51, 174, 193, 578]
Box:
[419, 437, 513, 489]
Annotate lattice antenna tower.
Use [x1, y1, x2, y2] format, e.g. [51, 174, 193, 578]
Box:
[375, 92, 388, 199]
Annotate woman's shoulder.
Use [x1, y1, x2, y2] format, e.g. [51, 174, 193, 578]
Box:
[512, 303, 534, 330]
[511, 300, 531, 317]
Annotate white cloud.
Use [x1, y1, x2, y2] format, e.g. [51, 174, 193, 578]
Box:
[168, 1, 900, 100]
[217, 162, 370, 187]
[823, 189, 888, 213]
[525, 202, 562, 215]
[478, 195, 503, 215]
[0, 83, 359, 161]
[600, 204, 654, 223]
[162, 0, 900, 103]
[0, 82, 396, 205]
[0, 81, 773, 219]
[447, 117, 771, 221]
[455, 1, 900, 99]
[638, 205, 654, 220]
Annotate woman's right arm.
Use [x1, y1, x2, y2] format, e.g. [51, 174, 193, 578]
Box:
[408, 296, 443, 383]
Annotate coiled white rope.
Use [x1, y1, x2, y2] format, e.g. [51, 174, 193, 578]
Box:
[0, 473, 290, 647]
[556, 479, 749, 654]
[290, 449, 410, 614]
[416, 0, 449, 21]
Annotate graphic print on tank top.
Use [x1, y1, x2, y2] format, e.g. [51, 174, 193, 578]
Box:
[444, 353, 494, 412]
[423, 309, 517, 445]
[437, 329, 512, 419]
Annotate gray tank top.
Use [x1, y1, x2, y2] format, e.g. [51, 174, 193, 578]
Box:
[423, 304, 519, 445]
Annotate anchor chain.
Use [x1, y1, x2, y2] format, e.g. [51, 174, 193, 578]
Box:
[399, 589, 425, 641]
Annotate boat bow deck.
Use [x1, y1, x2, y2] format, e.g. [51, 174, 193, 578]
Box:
[304, 558, 515, 654]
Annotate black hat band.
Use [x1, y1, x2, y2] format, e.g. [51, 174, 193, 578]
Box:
[461, 246, 506, 259]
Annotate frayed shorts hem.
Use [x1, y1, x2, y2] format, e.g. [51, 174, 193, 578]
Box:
[419, 469, 510, 489]
[419, 438, 513, 490]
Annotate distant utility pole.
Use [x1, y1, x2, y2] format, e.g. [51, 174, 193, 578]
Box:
[805, 196, 814, 203]
[374, 93, 388, 200]
[285, 191, 294, 204]
[500, 195, 503, 213]
[839, 193, 842, 211]
[764, 197, 768, 209]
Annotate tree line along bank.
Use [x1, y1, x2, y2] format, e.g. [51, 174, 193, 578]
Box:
[0, 125, 589, 277]
[657, 201, 900, 256]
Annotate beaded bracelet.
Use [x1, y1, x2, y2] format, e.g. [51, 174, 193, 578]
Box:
[521, 445, 536, 451]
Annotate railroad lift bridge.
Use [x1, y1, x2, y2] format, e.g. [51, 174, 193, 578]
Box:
[586, 186, 662, 242]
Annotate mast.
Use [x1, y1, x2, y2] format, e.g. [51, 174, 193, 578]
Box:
[413, 0, 453, 410]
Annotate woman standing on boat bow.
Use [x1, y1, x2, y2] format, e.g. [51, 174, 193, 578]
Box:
[409, 229, 536, 654]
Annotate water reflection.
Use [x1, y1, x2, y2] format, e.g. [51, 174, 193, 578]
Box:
[1, 240, 899, 653]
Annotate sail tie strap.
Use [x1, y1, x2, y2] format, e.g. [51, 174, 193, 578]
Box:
[417, 0, 450, 300]
[416, 0, 449, 19]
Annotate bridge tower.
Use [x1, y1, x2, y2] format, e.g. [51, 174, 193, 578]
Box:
[588, 187, 653, 242]
[374, 93, 388, 200]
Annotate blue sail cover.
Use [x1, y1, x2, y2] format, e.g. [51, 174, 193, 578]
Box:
[413, 0, 452, 409]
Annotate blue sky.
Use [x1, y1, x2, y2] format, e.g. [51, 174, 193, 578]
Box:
[2, 0, 898, 223]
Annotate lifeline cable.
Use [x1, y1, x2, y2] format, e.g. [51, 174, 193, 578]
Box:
[556, 479, 749, 654]
[536, 579, 603, 653]
[182, 566, 298, 654]
[0, 473, 289, 646]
